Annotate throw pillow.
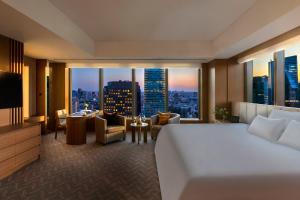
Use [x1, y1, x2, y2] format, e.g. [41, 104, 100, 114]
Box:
[103, 111, 119, 126]
[158, 112, 171, 125]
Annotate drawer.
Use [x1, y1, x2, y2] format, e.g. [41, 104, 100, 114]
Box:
[15, 136, 40, 154]
[0, 145, 15, 162]
[15, 125, 40, 143]
[0, 157, 15, 179]
[15, 147, 39, 169]
[0, 131, 16, 150]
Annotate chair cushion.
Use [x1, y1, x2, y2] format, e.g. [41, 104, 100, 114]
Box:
[103, 111, 120, 126]
[158, 112, 171, 125]
[107, 125, 125, 134]
[59, 118, 66, 126]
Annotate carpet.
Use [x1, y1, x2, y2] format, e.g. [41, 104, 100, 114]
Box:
[0, 132, 161, 200]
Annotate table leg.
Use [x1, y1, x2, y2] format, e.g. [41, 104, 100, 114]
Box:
[143, 127, 147, 143]
[132, 127, 135, 143]
[138, 127, 141, 144]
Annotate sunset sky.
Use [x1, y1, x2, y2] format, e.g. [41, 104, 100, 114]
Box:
[72, 68, 198, 92]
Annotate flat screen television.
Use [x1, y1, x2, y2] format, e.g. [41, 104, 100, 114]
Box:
[0, 71, 22, 108]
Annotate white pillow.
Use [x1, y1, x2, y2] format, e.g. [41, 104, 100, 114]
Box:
[269, 109, 300, 127]
[248, 115, 286, 142]
[278, 120, 300, 150]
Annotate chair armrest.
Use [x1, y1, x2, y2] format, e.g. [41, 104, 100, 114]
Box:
[95, 116, 107, 131]
[168, 114, 180, 124]
[95, 116, 107, 144]
[151, 114, 159, 125]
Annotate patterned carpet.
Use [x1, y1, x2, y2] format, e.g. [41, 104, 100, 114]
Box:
[0, 132, 161, 200]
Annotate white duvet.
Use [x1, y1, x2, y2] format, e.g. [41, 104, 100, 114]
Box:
[155, 124, 300, 200]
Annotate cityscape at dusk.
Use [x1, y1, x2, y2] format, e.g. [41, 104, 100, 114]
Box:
[72, 68, 198, 92]
[253, 51, 300, 107]
[71, 68, 199, 118]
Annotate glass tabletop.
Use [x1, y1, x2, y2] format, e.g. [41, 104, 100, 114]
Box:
[130, 122, 148, 127]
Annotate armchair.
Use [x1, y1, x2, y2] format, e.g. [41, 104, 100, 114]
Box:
[95, 115, 126, 144]
[55, 109, 67, 139]
[151, 113, 180, 140]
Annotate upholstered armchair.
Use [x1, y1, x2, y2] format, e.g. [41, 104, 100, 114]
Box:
[55, 109, 68, 139]
[95, 115, 126, 144]
[151, 113, 180, 140]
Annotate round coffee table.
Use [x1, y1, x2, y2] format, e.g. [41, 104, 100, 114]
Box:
[130, 122, 148, 144]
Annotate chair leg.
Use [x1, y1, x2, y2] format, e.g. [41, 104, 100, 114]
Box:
[123, 130, 126, 140]
[55, 127, 57, 140]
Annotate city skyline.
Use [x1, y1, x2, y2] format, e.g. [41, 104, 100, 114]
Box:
[253, 52, 300, 83]
[253, 55, 300, 108]
[71, 68, 199, 118]
[72, 68, 198, 92]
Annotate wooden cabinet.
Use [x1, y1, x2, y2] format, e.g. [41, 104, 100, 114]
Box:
[0, 123, 41, 180]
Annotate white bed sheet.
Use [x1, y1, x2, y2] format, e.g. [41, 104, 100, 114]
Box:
[155, 124, 300, 200]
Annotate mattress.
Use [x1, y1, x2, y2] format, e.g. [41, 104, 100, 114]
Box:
[155, 124, 300, 200]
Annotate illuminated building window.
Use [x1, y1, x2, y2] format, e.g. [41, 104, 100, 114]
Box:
[103, 68, 133, 116]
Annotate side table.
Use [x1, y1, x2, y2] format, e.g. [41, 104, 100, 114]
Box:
[130, 122, 148, 144]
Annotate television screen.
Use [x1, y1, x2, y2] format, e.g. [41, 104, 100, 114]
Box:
[0, 72, 22, 109]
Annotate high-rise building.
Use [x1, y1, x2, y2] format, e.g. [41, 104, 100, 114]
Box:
[253, 76, 268, 104]
[103, 81, 141, 116]
[268, 61, 275, 105]
[284, 55, 299, 107]
[144, 69, 166, 117]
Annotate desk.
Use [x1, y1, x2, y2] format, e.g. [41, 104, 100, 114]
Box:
[66, 111, 99, 145]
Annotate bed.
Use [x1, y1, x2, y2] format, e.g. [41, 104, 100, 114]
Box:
[155, 123, 300, 200]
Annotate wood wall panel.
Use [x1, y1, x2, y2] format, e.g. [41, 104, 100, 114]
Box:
[214, 60, 228, 108]
[0, 109, 10, 127]
[36, 60, 47, 116]
[0, 35, 9, 71]
[9, 39, 24, 125]
[48, 62, 67, 131]
[205, 58, 245, 122]
[200, 66, 208, 122]
[227, 58, 245, 103]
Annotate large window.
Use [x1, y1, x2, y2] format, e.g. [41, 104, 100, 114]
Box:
[252, 54, 274, 105]
[168, 68, 199, 118]
[71, 68, 100, 113]
[285, 46, 300, 107]
[70, 66, 201, 119]
[103, 68, 132, 116]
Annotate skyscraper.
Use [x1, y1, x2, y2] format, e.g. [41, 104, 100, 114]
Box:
[268, 61, 275, 105]
[284, 55, 299, 107]
[103, 80, 141, 116]
[144, 69, 166, 117]
[253, 76, 268, 104]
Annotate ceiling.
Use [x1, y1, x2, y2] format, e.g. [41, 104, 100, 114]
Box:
[49, 0, 256, 41]
[1, 0, 300, 62]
